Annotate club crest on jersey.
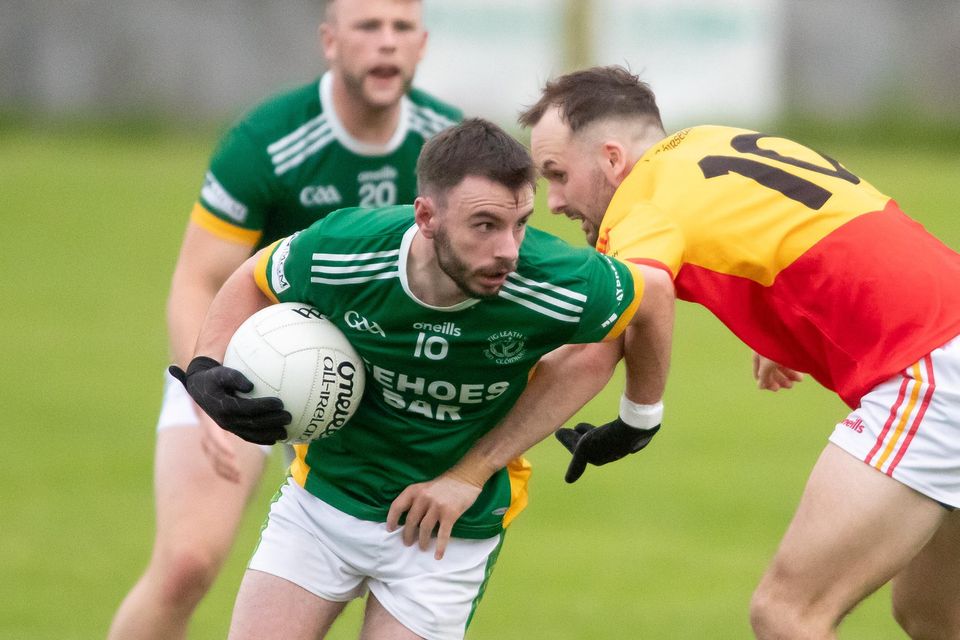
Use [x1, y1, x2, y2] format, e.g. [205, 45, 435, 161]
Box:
[483, 330, 527, 365]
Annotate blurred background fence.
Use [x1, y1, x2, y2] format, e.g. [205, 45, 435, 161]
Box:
[3, 0, 960, 130]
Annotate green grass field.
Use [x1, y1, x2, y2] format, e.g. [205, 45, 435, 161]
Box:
[1, 124, 957, 639]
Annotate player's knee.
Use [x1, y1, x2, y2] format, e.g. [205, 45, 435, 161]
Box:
[153, 547, 221, 607]
[749, 582, 832, 640]
[893, 598, 960, 640]
[750, 585, 791, 638]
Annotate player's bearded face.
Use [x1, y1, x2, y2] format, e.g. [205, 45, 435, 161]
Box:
[328, 1, 426, 110]
[433, 223, 516, 300]
[560, 165, 616, 247]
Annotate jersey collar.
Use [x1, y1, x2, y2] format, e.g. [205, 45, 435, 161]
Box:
[399, 224, 480, 312]
[319, 72, 411, 157]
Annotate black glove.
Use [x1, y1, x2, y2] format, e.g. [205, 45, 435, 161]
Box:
[555, 417, 660, 483]
[169, 356, 291, 445]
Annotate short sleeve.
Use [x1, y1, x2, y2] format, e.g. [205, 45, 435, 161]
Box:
[254, 221, 325, 304]
[569, 253, 644, 344]
[197, 123, 277, 238]
[602, 202, 685, 278]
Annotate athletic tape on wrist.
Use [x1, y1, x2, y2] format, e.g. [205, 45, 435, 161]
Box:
[619, 395, 664, 430]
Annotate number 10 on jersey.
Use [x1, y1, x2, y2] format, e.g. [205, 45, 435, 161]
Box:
[414, 332, 449, 360]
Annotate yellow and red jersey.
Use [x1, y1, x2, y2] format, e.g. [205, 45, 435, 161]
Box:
[598, 125, 960, 407]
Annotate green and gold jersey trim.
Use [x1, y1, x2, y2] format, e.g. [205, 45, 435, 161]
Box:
[254, 239, 282, 304]
[600, 258, 645, 342]
[190, 202, 261, 246]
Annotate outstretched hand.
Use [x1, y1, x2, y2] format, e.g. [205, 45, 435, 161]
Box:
[386, 472, 483, 560]
[752, 353, 804, 392]
[555, 418, 660, 483]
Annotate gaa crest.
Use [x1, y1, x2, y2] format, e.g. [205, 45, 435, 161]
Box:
[484, 330, 527, 365]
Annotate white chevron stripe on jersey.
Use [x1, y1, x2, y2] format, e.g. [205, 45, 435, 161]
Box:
[409, 105, 455, 138]
[412, 104, 456, 129]
[270, 120, 333, 166]
[310, 271, 400, 285]
[267, 113, 327, 155]
[501, 280, 584, 314]
[274, 129, 337, 176]
[409, 115, 446, 138]
[310, 249, 400, 284]
[498, 290, 580, 323]
[507, 272, 588, 302]
[311, 261, 400, 275]
[312, 249, 401, 261]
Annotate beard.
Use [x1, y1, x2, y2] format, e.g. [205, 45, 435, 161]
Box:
[341, 66, 413, 110]
[433, 226, 514, 300]
[562, 168, 617, 247]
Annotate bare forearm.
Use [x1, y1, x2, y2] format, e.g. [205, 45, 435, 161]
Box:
[193, 254, 272, 361]
[450, 341, 621, 486]
[623, 265, 674, 404]
[167, 277, 219, 368]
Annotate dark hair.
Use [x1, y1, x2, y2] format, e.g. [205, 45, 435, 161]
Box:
[416, 118, 535, 201]
[518, 65, 663, 132]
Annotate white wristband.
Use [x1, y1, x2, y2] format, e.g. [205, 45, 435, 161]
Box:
[619, 395, 664, 430]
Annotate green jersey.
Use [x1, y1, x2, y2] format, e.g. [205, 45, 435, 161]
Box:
[255, 206, 642, 538]
[192, 72, 462, 249]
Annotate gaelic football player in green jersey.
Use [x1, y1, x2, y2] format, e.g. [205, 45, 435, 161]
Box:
[170, 119, 668, 639]
[109, 2, 460, 638]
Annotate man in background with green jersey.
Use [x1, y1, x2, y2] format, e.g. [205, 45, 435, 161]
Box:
[169, 118, 671, 640]
[109, 2, 461, 638]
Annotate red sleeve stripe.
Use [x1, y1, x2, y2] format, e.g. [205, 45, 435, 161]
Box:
[625, 257, 675, 278]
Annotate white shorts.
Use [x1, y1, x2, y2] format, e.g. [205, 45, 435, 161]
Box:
[829, 335, 960, 508]
[156, 370, 272, 455]
[249, 478, 504, 640]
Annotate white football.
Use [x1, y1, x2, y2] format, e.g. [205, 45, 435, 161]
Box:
[223, 302, 365, 444]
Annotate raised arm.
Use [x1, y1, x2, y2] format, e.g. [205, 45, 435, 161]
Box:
[554, 264, 674, 481]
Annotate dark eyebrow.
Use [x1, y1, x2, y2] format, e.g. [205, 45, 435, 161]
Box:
[539, 159, 560, 172]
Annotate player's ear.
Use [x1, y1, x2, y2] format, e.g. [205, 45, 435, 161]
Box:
[319, 20, 336, 61]
[414, 196, 438, 238]
[600, 140, 629, 186]
[416, 29, 429, 63]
